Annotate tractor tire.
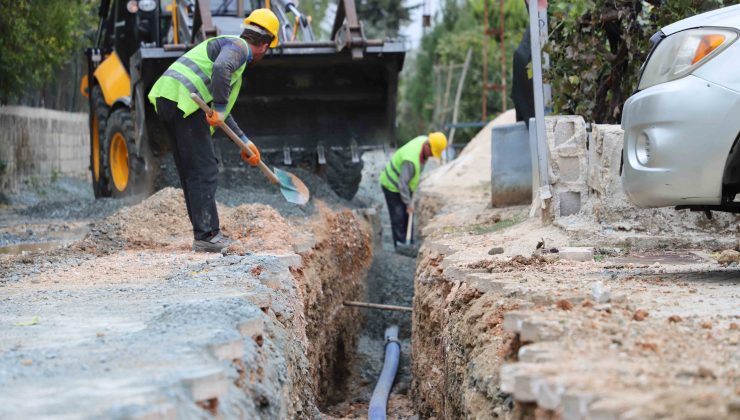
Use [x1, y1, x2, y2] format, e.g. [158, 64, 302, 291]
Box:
[103, 109, 144, 197]
[323, 149, 364, 200]
[274, 148, 364, 200]
[90, 86, 112, 198]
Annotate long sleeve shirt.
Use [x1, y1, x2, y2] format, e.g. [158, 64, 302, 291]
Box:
[398, 161, 416, 206]
[206, 37, 251, 137]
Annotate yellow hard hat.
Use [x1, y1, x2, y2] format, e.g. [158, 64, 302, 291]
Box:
[244, 8, 280, 48]
[428, 132, 447, 158]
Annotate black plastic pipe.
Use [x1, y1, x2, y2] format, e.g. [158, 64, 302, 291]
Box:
[368, 325, 401, 420]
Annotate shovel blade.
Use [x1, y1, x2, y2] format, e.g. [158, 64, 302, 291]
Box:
[274, 167, 310, 205]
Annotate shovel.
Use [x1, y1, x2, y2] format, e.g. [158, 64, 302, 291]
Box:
[190, 93, 310, 205]
[395, 211, 419, 257]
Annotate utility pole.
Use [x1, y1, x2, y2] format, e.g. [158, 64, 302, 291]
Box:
[528, 0, 552, 221]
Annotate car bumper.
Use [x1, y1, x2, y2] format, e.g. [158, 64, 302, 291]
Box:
[621, 75, 740, 208]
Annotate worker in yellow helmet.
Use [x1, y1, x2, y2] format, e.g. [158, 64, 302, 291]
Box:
[379, 132, 447, 249]
[148, 9, 279, 253]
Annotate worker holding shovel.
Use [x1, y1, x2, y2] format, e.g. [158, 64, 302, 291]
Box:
[147, 9, 280, 253]
[379, 133, 447, 255]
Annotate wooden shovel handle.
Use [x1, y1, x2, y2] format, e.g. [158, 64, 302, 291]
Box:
[189, 93, 279, 185]
[405, 211, 414, 245]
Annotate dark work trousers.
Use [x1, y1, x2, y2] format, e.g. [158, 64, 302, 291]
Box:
[156, 97, 220, 241]
[382, 186, 411, 246]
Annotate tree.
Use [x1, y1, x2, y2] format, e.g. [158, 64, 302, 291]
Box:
[398, 0, 529, 143]
[357, 0, 414, 38]
[0, 0, 95, 104]
[546, 0, 729, 123]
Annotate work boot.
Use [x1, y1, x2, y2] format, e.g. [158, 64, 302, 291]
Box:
[192, 232, 233, 253]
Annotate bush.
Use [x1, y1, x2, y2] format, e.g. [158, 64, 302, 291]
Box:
[547, 0, 730, 124]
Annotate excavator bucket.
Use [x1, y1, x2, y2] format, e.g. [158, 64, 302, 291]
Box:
[233, 45, 404, 152]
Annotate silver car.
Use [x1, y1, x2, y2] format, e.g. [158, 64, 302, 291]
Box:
[622, 5, 740, 212]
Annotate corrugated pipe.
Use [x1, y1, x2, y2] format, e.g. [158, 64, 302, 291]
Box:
[368, 325, 401, 420]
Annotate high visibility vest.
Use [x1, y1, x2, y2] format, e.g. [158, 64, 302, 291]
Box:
[380, 135, 426, 193]
[148, 35, 250, 119]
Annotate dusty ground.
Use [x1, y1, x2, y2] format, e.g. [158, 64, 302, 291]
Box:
[0, 160, 376, 418]
[410, 117, 740, 419]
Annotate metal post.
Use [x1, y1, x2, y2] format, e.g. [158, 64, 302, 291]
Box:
[482, 0, 489, 121]
[448, 48, 473, 157]
[528, 0, 551, 220]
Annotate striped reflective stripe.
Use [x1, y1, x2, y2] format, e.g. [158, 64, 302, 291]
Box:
[383, 168, 400, 190]
[163, 69, 198, 93]
[389, 161, 401, 178]
[179, 57, 212, 90]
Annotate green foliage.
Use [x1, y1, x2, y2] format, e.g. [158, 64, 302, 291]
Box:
[398, 0, 528, 143]
[299, 0, 412, 40]
[0, 0, 96, 104]
[357, 0, 414, 38]
[547, 0, 730, 123]
[297, 0, 333, 38]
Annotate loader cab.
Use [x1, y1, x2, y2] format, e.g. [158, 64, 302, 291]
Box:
[95, 0, 166, 70]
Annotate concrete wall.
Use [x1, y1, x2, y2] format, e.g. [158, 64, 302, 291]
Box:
[542, 116, 739, 237]
[0, 106, 89, 193]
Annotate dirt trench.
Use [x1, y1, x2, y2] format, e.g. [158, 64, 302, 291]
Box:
[0, 174, 384, 418]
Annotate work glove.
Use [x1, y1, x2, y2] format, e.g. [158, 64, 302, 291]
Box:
[239, 135, 261, 166]
[205, 104, 227, 127]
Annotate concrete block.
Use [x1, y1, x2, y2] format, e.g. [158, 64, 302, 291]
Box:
[239, 292, 271, 311]
[122, 403, 177, 420]
[491, 122, 533, 207]
[423, 240, 452, 255]
[277, 253, 302, 268]
[562, 392, 595, 420]
[503, 311, 530, 333]
[292, 238, 316, 254]
[537, 378, 566, 410]
[518, 343, 556, 363]
[237, 317, 264, 338]
[558, 247, 593, 262]
[209, 339, 244, 361]
[468, 274, 509, 294]
[558, 191, 581, 216]
[513, 373, 543, 402]
[181, 368, 228, 402]
[520, 320, 562, 342]
[500, 363, 529, 394]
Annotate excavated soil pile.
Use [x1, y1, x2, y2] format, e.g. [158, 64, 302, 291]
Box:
[74, 187, 299, 254]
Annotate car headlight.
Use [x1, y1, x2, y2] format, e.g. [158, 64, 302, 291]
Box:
[638, 28, 738, 90]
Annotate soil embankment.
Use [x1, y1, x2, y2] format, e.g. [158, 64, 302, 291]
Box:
[409, 116, 740, 419]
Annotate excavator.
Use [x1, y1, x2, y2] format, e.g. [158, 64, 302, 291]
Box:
[81, 0, 405, 199]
